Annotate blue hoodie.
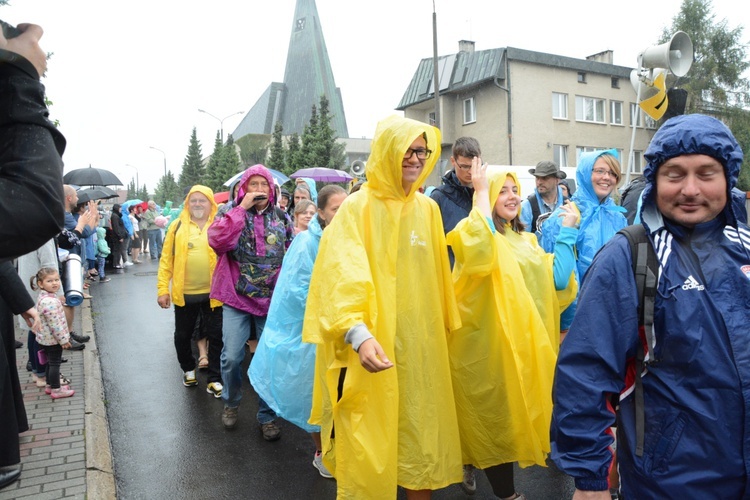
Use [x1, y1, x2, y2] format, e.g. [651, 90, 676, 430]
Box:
[551, 114, 750, 498]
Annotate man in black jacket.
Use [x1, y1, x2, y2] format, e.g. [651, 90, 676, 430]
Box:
[0, 22, 65, 489]
[430, 137, 481, 267]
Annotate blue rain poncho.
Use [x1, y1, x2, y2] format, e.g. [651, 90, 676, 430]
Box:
[249, 216, 323, 433]
[539, 149, 627, 280]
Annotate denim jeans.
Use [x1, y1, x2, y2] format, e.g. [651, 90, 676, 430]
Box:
[27, 330, 46, 377]
[220, 305, 276, 424]
[148, 229, 163, 259]
[96, 256, 106, 278]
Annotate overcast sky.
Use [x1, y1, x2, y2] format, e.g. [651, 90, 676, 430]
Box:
[3, 0, 747, 192]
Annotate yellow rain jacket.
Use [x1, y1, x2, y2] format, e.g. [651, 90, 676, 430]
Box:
[446, 170, 576, 469]
[157, 185, 221, 308]
[302, 116, 462, 499]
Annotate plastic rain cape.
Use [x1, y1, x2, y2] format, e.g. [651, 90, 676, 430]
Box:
[302, 116, 462, 499]
[446, 170, 575, 469]
[539, 149, 627, 279]
[249, 216, 323, 433]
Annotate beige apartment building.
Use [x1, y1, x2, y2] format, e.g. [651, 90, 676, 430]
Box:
[397, 41, 657, 187]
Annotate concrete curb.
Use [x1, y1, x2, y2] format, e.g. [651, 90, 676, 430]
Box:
[81, 300, 117, 499]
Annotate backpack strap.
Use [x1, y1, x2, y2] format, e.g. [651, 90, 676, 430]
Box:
[171, 220, 182, 257]
[617, 224, 658, 457]
[528, 194, 541, 232]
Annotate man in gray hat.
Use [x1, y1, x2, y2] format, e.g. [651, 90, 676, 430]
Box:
[519, 160, 568, 234]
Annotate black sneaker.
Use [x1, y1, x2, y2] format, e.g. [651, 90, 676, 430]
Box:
[15, 340, 23, 349]
[260, 421, 281, 441]
[68, 339, 85, 351]
[70, 332, 90, 343]
[99, 277, 111, 283]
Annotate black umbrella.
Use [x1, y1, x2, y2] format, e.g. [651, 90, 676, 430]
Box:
[76, 186, 118, 204]
[63, 166, 123, 187]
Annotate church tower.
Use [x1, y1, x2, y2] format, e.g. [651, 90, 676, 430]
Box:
[232, 0, 349, 139]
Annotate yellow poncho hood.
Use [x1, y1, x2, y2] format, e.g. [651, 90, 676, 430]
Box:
[303, 116, 462, 498]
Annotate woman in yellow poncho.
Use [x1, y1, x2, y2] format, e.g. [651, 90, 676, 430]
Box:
[302, 115, 462, 500]
[446, 160, 578, 499]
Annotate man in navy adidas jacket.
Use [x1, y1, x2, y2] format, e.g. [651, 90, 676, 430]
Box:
[551, 114, 750, 499]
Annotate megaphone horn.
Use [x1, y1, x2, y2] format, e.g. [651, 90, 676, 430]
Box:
[350, 160, 366, 177]
[638, 31, 693, 77]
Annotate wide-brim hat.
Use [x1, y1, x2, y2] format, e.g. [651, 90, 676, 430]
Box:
[529, 160, 566, 179]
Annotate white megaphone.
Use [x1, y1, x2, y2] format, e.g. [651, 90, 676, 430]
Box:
[630, 68, 668, 100]
[350, 160, 366, 177]
[637, 31, 693, 77]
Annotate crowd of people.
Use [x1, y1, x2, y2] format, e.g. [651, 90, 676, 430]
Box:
[3, 22, 750, 500]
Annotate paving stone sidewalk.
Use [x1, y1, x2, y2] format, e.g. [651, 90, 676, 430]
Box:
[1, 297, 115, 500]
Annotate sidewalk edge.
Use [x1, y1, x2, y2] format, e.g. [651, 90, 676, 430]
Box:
[81, 300, 117, 499]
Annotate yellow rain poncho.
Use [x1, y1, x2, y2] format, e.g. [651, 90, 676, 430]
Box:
[302, 115, 462, 499]
[446, 170, 576, 469]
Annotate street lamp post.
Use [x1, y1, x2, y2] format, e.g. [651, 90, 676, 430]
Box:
[198, 109, 244, 143]
[124, 164, 140, 190]
[149, 146, 167, 177]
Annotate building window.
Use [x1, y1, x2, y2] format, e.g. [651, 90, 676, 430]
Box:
[553, 145, 568, 167]
[463, 97, 476, 124]
[644, 114, 658, 129]
[576, 96, 606, 123]
[428, 112, 437, 127]
[575, 146, 599, 166]
[631, 150, 643, 173]
[611, 77, 620, 89]
[552, 92, 568, 119]
[578, 72, 587, 83]
[610, 101, 623, 125]
[630, 103, 642, 127]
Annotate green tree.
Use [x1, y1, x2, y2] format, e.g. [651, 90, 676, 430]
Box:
[205, 131, 225, 192]
[662, 0, 749, 111]
[154, 171, 181, 206]
[316, 94, 347, 169]
[178, 127, 205, 193]
[727, 108, 750, 190]
[138, 184, 149, 202]
[220, 134, 243, 186]
[267, 121, 286, 172]
[236, 134, 271, 167]
[299, 104, 318, 168]
[126, 179, 137, 200]
[285, 133, 303, 175]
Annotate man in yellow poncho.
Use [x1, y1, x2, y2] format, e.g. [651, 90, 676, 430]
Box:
[157, 185, 223, 395]
[302, 115, 462, 500]
[446, 163, 578, 498]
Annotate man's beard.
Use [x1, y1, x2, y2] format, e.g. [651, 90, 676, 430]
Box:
[191, 208, 206, 220]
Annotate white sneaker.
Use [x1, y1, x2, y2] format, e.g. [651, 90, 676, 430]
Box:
[312, 451, 333, 479]
[206, 382, 223, 398]
[461, 464, 477, 495]
[183, 370, 197, 387]
[124, 261, 134, 266]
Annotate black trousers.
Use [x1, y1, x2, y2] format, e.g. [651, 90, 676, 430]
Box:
[485, 462, 515, 498]
[42, 344, 64, 389]
[174, 297, 223, 383]
[0, 298, 28, 466]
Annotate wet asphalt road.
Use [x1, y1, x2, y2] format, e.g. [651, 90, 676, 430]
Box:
[92, 258, 574, 499]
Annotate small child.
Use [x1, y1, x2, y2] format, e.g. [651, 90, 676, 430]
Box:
[95, 227, 111, 283]
[30, 267, 76, 399]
